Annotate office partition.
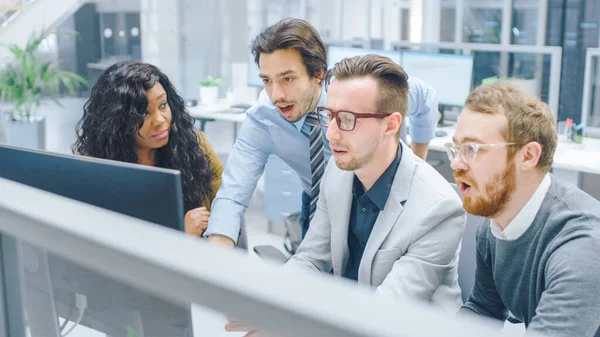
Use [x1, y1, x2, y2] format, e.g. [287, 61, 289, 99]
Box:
[0, 177, 520, 337]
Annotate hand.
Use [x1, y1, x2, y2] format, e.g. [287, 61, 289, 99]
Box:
[184, 207, 210, 236]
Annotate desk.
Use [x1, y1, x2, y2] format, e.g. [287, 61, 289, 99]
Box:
[187, 103, 248, 141]
[420, 124, 600, 187]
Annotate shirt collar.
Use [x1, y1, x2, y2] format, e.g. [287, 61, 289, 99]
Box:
[292, 116, 306, 131]
[352, 146, 402, 211]
[490, 173, 552, 241]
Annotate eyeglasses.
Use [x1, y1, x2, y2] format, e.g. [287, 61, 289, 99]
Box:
[444, 142, 520, 164]
[316, 107, 391, 131]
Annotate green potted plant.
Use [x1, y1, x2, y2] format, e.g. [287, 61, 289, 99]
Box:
[0, 29, 87, 149]
[198, 75, 222, 104]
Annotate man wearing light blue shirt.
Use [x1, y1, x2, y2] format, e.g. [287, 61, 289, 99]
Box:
[205, 18, 439, 247]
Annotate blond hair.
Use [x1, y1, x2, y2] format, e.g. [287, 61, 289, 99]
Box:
[464, 82, 557, 172]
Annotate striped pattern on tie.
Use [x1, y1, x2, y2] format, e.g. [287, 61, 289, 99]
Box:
[304, 112, 325, 223]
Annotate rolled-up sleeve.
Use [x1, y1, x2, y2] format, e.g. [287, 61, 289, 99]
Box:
[406, 77, 439, 143]
[204, 110, 273, 244]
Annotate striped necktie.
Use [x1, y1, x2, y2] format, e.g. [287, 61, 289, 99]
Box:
[304, 112, 325, 223]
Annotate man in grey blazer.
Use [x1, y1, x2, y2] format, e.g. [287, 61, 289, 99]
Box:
[284, 54, 466, 310]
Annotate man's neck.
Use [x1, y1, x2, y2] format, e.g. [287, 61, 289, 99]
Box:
[492, 172, 545, 229]
[355, 142, 399, 192]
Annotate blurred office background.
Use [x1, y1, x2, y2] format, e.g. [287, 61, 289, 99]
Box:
[0, 1, 600, 336]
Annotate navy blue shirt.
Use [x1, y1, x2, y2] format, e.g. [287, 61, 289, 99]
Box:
[343, 146, 402, 281]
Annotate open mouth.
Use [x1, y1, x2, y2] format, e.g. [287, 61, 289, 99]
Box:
[277, 104, 294, 116]
[458, 180, 472, 194]
[332, 149, 348, 156]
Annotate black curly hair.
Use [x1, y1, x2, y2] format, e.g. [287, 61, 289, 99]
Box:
[72, 61, 212, 213]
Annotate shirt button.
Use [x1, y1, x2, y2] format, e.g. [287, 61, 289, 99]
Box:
[362, 208, 367, 212]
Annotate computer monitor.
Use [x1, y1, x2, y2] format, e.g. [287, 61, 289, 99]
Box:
[327, 46, 402, 70]
[400, 51, 473, 107]
[247, 46, 263, 88]
[0, 145, 185, 231]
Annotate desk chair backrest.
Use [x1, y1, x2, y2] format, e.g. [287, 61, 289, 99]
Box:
[450, 183, 485, 303]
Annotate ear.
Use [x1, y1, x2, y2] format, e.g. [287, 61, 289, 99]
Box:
[519, 141, 542, 171]
[385, 112, 403, 138]
[314, 70, 324, 84]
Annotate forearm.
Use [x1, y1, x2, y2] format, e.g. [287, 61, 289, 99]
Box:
[208, 234, 235, 247]
[411, 141, 429, 160]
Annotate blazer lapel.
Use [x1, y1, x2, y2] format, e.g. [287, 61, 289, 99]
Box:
[330, 169, 354, 276]
[358, 142, 417, 284]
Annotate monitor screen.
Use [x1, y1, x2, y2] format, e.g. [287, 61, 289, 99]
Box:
[327, 46, 402, 70]
[400, 52, 474, 107]
[0, 145, 185, 231]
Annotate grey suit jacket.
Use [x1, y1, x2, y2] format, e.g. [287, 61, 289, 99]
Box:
[286, 141, 466, 311]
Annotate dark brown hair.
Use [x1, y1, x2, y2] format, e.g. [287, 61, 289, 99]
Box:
[464, 82, 557, 172]
[251, 18, 327, 80]
[328, 54, 409, 118]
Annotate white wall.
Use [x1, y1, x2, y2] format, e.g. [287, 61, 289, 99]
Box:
[140, 0, 182, 89]
[340, 0, 369, 40]
[93, 0, 140, 12]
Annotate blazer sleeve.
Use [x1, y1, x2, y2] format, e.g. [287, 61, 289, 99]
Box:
[376, 196, 465, 302]
[197, 131, 224, 210]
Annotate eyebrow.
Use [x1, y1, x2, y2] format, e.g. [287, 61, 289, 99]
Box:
[259, 69, 297, 79]
[156, 92, 166, 100]
[452, 136, 484, 144]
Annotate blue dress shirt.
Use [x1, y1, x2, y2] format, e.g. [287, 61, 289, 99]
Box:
[343, 146, 402, 281]
[205, 77, 438, 243]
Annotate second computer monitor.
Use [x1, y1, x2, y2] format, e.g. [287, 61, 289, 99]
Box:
[0, 145, 185, 231]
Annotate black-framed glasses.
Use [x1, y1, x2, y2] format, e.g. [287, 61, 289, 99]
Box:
[444, 142, 520, 164]
[316, 107, 391, 131]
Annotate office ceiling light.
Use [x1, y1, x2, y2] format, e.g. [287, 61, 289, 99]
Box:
[103, 28, 112, 38]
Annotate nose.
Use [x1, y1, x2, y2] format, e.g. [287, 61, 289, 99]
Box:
[269, 82, 285, 102]
[450, 153, 468, 171]
[151, 110, 167, 127]
[325, 117, 340, 142]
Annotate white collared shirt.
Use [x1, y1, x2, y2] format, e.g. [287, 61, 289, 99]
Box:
[491, 174, 552, 241]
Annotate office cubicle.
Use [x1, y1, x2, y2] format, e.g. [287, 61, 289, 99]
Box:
[0, 177, 520, 337]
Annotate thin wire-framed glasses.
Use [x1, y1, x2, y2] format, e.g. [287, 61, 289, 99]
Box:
[443, 142, 520, 164]
[316, 107, 391, 131]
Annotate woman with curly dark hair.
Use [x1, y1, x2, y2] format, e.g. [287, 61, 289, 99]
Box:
[72, 61, 223, 237]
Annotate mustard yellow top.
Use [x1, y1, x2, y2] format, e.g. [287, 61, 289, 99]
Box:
[197, 131, 223, 210]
